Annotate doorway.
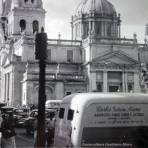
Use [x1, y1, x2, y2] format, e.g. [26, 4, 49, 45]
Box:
[109, 85, 120, 92]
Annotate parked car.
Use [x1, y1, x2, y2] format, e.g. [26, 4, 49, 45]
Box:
[24, 109, 57, 135]
[13, 108, 29, 127]
[0, 102, 7, 110]
[45, 100, 61, 109]
[1, 106, 16, 114]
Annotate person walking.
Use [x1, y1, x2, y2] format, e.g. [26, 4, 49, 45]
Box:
[33, 117, 38, 147]
[0, 111, 3, 147]
[1, 111, 16, 148]
[46, 112, 56, 147]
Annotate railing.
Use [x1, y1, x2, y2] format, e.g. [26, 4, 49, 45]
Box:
[83, 36, 137, 45]
[97, 37, 135, 45]
[26, 72, 86, 81]
[57, 73, 86, 81]
[47, 39, 82, 46]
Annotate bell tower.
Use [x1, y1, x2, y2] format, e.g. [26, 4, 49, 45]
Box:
[4, 0, 45, 38]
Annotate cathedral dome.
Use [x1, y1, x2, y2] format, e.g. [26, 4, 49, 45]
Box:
[75, 0, 116, 16]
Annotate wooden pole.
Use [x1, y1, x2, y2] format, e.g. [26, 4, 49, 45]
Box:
[36, 59, 46, 147]
[34, 28, 47, 148]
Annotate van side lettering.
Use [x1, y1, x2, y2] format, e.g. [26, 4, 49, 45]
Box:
[96, 106, 111, 112]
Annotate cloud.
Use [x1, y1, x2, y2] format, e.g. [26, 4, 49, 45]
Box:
[45, 18, 71, 39]
[110, 0, 148, 25]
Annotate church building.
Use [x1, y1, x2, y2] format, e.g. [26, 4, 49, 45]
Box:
[0, 0, 147, 107]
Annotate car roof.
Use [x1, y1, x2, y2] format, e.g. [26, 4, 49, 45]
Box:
[31, 108, 56, 112]
[1, 106, 16, 110]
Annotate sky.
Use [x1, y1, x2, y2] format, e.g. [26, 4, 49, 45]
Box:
[43, 0, 148, 43]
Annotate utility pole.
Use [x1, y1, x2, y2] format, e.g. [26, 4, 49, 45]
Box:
[34, 27, 47, 147]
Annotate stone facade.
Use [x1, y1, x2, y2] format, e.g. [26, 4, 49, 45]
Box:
[71, 0, 147, 93]
[0, 0, 147, 107]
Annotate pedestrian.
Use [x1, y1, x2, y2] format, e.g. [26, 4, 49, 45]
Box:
[1, 111, 16, 148]
[0, 111, 3, 126]
[33, 117, 38, 147]
[0, 110, 3, 146]
[46, 112, 56, 147]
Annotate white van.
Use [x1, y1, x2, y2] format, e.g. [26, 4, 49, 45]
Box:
[45, 100, 61, 109]
[54, 93, 148, 147]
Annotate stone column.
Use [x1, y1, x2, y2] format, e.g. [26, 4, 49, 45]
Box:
[91, 20, 95, 36]
[115, 24, 118, 38]
[104, 21, 107, 37]
[90, 72, 97, 91]
[89, 20, 92, 36]
[71, 16, 74, 40]
[102, 22, 105, 36]
[103, 71, 108, 92]
[118, 23, 121, 38]
[101, 21, 104, 36]
[113, 22, 116, 37]
[74, 24, 77, 39]
[134, 72, 141, 92]
[125, 73, 128, 92]
[55, 82, 64, 100]
[81, 21, 84, 39]
[122, 72, 125, 92]
[122, 71, 128, 92]
[5, 73, 8, 101]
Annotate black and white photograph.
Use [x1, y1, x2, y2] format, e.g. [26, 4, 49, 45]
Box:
[0, 0, 148, 147]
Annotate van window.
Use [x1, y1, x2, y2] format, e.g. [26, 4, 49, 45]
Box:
[67, 109, 74, 121]
[66, 92, 71, 96]
[59, 108, 65, 119]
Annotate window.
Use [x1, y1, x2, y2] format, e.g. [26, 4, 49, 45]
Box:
[97, 84, 102, 92]
[20, 19, 26, 32]
[58, 108, 65, 119]
[32, 20, 39, 34]
[67, 109, 74, 121]
[96, 72, 103, 81]
[31, 0, 34, 3]
[127, 73, 134, 82]
[96, 22, 101, 35]
[107, 23, 112, 36]
[66, 92, 71, 96]
[67, 50, 73, 63]
[84, 22, 89, 37]
[24, 0, 28, 3]
[128, 84, 133, 92]
[109, 85, 120, 92]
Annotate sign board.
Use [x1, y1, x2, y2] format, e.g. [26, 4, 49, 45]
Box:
[85, 103, 148, 127]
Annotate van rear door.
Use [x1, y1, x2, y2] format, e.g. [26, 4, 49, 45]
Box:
[81, 103, 148, 147]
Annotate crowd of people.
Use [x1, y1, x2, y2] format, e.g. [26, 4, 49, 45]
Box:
[0, 106, 56, 148]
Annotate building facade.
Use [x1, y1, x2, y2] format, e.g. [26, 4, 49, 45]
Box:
[0, 0, 147, 106]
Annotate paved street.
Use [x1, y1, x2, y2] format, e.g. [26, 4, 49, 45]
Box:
[15, 128, 34, 148]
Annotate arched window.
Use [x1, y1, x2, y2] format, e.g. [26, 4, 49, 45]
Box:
[32, 20, 39, 34]
[83, 22, 89, 38]
[24, 0, 28, 2]
[31, 0, 34, 3]
[107, 23, 112, 36]
[20, 19, 26, 32]
[96, 22, 101, 35]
